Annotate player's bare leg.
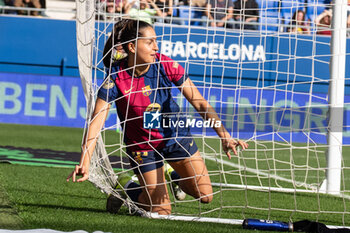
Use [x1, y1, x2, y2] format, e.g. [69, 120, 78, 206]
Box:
[137, 166, 172, 215]
[169, 151, 213, 203]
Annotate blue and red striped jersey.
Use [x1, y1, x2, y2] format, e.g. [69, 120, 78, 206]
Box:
[97, 53, 190, 152]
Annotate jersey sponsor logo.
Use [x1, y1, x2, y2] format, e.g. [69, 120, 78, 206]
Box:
[145, 103, 161, 112]
[189, 140, 194, 147]
[102, 77, 115, 89]
[142, 85, 152, 96]
[124, 86, 134, 94]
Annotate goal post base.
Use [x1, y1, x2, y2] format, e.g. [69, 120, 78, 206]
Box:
[319, 179, 342, 195]
[148, 212, 243, 225]
[147, 213, 350, 230]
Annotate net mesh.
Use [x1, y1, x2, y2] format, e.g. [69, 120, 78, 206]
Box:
[76, 0, 350, 225]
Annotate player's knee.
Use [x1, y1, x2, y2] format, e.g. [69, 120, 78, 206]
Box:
[199, 193, 213, 204]
[198, 185, 213, 203]
[155, 204, 172, 215]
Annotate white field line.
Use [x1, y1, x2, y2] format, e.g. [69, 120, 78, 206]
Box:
[203, 154, 350, 200]
[202, 154, 318, 190]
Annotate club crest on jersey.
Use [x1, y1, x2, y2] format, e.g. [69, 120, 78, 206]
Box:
[172, 62, 179, 69]
[102, 77, 115, 89]
[142, 85, 152, 96]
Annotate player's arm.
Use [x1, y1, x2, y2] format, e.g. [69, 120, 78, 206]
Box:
[67, 97, 111, 182]
[179, 78, 248, 159]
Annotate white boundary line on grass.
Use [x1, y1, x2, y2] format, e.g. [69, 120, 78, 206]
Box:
[203, 153, 318, 189]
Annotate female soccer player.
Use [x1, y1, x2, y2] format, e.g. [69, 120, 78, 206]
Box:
[67, 19, 248, 215]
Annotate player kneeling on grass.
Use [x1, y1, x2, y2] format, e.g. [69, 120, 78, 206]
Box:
[67, 19, 248, 215]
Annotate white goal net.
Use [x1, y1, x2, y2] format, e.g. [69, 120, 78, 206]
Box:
[76, 0, 350, 226]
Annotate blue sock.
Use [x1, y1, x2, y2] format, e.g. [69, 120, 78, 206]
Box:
[126, 182, 142, 203]
[170, 171, 181, 185]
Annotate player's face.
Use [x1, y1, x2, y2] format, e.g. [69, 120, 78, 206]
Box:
[135, 27, 159, 64]
[297, 12, 304, 22]
[324, 15, 330, 24]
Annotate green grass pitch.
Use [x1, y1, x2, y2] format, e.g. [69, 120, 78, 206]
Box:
[0, 123, 349, 232]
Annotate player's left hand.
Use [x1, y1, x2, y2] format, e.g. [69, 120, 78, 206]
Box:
[221, 138, 248, 159]
[66, 164, 89, 183]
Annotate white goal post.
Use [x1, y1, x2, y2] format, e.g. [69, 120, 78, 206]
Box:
[324, 0, 347, 195]
[76, 0, 350, 227]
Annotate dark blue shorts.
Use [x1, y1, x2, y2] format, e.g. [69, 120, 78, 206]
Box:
[128, 137, 198, 174]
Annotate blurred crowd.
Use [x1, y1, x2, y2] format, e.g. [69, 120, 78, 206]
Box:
[1, 0, 350, 35]
[95, 0, 350, 35]
[1, 0, 44, 16]
[95, 0, 260, 28]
